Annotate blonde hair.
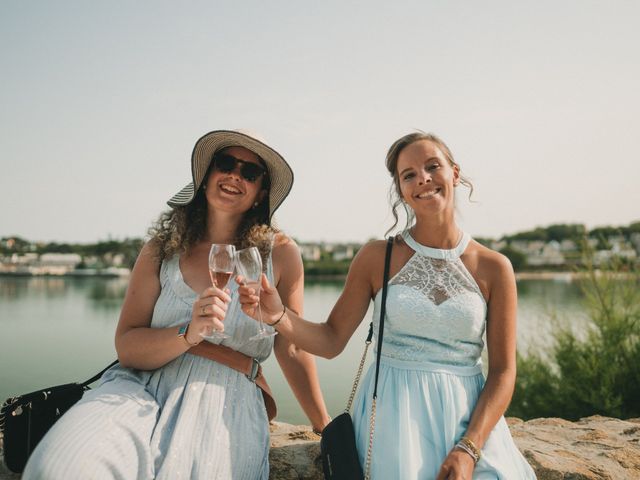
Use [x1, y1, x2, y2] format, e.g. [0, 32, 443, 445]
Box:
[385, 131, 473, 235]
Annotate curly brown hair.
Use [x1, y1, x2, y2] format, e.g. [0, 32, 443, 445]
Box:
[148, 161, 277, 269]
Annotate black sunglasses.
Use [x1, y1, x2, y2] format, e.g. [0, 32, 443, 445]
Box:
[212, 154, 266, 183]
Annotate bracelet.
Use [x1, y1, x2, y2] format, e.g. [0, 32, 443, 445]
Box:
[455, 436, 481, 464]
[460, 436, 481, 460]
[266, 305, 286, 327]
[455, 442, 478, 463]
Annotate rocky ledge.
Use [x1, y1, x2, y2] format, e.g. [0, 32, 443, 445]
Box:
[269, 416, 640, 480]
[2, 416, 640, 479]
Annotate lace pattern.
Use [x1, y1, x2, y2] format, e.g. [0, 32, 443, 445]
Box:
[372, 231, 487, 366]
[390, 256, 483, 306]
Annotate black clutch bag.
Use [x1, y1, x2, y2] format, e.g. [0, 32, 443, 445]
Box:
[0, 360, 117, 473]
[320, 237, 393, 480]
[320, 412, 364, 479]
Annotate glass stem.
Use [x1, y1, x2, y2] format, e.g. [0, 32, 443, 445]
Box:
[256, 287, 265, 333]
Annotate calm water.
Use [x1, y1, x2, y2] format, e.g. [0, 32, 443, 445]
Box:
[0, 276, 589, 425]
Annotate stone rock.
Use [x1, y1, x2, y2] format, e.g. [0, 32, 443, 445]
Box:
[2, 416, 640, 479]
[269, 422, 323, 480]
[507, 415, 640, 480]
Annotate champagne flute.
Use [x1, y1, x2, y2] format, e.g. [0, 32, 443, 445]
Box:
[201, 243, 235, 340]
[235, 247, 277, 341]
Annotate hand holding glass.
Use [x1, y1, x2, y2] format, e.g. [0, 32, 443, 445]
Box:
[202, 244, 235, 340]
[235, 247, 277, 340]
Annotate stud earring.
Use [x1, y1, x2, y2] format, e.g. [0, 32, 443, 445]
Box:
[253, 201, 259, 208]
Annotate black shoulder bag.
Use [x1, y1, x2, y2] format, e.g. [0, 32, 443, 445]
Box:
[320, 237, 393, 480]
[0, 360, 118, 473]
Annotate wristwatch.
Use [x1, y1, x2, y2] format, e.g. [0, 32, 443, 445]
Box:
[178, 323, 198, 346]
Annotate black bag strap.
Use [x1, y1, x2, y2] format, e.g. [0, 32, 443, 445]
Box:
[372, 236, 393, 400]
[81, 360, 119, 388]
[344, 237, 395, 415]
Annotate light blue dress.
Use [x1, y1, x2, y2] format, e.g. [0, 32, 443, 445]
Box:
[352, 231, 536, 479]
[23, 254, 276, 480]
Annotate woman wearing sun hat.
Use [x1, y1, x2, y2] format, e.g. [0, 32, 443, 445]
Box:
[23, 130, 331, 479]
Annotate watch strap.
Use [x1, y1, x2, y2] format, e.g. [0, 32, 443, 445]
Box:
[178, 323, 198, 346]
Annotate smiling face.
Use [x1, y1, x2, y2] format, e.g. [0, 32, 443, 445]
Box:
[203, 146, 267, 217]
[396, 140, 460, 216]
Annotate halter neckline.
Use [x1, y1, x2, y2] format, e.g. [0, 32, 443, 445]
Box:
[401, 230, 470, 260]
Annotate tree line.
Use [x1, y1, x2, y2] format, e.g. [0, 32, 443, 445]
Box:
[2, 221, 639, 272]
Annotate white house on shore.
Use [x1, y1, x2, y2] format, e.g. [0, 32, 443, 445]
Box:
[527, 241, 565, 266]
[0, 253, 82, 275]
[298, 244, 321, 261]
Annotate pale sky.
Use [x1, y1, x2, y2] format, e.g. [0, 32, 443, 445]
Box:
[2, 1, 638, 244]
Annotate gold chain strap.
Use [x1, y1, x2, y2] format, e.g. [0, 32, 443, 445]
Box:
[345, 339, 371, 412]
[344, 338, 377, 480]
[364, 397, 377, 480]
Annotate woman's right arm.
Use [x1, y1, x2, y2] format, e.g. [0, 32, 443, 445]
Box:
[239, 241, 383, 359]
[115, 242, 229, 370]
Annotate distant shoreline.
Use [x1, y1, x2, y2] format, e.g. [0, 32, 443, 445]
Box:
[515, 270, 635, 281]
[0, 269, 130, 278]
[0, 270, 628, 282]
[0, 271, 348, 281]
[296, 270, 626, 282]
[515, 271, 577, 281]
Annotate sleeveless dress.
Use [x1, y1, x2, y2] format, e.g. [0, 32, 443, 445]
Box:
[23, 254, 276, 480]
[351, 231, 536, 479]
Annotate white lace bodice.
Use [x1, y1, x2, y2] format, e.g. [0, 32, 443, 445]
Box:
[372, 231, 487, 366]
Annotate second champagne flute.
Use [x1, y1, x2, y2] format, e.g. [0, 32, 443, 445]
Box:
[235, 247, 277, 341]
[202, 243, 235, 340]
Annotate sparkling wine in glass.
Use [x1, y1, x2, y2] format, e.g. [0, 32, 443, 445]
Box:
[235, 247, 277, 341]
[202, 243, 236, 340]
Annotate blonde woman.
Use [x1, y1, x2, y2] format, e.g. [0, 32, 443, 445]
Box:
[239, 132, 536, 479]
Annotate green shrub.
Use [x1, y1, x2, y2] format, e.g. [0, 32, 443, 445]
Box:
[499, 245, 527, 272]
[508, 257, 640, 420]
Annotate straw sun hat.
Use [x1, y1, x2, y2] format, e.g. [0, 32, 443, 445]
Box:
[167, 130, 294, 220]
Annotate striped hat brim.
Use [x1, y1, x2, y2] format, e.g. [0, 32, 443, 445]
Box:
[167, 130, 294, 219]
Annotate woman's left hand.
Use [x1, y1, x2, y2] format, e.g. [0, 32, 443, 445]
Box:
[436, 449, 475, 480]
